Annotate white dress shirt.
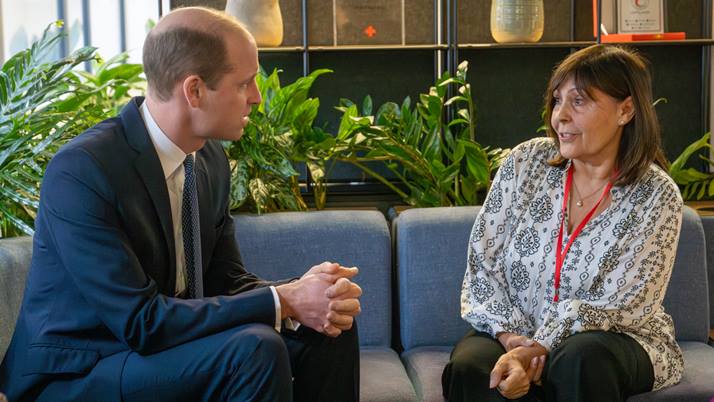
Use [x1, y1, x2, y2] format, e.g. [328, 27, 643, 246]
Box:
[139, 102, 283, 331]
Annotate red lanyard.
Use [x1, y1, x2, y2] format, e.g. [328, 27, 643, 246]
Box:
[554, 166, 613, 302]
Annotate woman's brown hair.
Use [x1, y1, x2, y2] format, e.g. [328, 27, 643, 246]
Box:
[543, 45, 668, 185]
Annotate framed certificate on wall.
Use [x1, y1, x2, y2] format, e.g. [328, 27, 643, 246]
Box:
[617, 0, 664, 33]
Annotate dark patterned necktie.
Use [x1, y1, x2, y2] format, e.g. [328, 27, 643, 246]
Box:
[182, 154, 203, 298]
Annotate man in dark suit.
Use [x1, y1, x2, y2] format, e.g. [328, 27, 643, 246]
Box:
[0, 7, 361, 402]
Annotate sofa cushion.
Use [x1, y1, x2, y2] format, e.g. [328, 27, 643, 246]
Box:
[395, 206, 479, 350]
[0, 236, 32, 360]
[402, 342, 714, 402]
[401, 346, 451, 402]
[361, 347, 418, 402]
[628, 341, 714, 401]
[233, 210, 392, 347]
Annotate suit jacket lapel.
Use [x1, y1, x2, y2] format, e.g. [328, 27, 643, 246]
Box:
[120, 97, 177, 291]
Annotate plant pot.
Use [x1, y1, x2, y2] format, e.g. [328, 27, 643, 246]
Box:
[225, 0, 283, 47]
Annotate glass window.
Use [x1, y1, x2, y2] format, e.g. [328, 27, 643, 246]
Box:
[1, 0, 160, 65]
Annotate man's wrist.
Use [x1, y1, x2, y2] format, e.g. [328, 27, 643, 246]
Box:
[275, 283, 295, 320]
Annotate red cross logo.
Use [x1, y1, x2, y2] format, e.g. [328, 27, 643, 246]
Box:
[363, 25, 377, 38]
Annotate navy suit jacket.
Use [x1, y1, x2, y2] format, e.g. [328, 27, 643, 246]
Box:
[0, 97, 280, 401]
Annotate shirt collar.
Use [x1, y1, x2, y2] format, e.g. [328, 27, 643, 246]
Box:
[140, 101, 191, 180]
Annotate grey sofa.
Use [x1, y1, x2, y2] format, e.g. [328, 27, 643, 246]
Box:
[1, 207, 712, 401]
[233, 210, 417, 402]
[395, 206, 714, 402]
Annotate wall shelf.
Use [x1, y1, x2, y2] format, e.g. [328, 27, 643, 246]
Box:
[260, 44, 448, 53]
[213, 0, 714, 205]
[598, 39, 714, 47]
[458, 41, 597, 50]
[260, 40, 714, 54]
[257, 46, 305, 53]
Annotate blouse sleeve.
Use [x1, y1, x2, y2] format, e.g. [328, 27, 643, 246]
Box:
[460, 147, 533, 338]
[531, 178, 683, 351]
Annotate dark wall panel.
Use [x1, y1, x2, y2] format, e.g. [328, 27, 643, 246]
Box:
[310, 50, 436, 133]
[309, 50, 436, 181]
[257, 52, 303, 84]
[405, 1, 437, 44]
[667, 0, 704, 39]
[172, 0, 224, 9]
[639, 45, 704, 161]
[461, 47, 569, 149]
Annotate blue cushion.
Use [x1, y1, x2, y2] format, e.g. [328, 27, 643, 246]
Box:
[628, 341, 714, 401]
[665, 207, 710, 342]
[401, 342, 714, 402]
[395, 206, 479, 350]
[361, 347, 418, 402]
[0, 236, 32, 361]
[233, 210, 392, 347]
[401, 346, 451, 402]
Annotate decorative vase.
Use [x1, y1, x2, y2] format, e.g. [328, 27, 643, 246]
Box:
[490, 0, 544, 43]
[225, 0, 284, 47]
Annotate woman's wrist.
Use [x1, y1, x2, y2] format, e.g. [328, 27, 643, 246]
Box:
[496, 332, 515, 349]
[508, 343, 547, 367]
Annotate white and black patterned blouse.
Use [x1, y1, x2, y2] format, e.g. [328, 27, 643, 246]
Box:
[461, 137, 683, 390]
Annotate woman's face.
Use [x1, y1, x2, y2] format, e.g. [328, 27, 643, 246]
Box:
[550, 76, 632, 166]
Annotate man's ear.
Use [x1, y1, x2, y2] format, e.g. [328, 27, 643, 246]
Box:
[181, 75, 203, 108]
[619, 96, 635, 125]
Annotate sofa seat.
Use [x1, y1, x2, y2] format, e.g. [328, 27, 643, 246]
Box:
[361, 347, 418, 402]
[401, 346, 451, 402]
[233, 210, 418, 402]
[395, 206, 714, 402]
[0, 236, 32, 361]
[401, 343, 714, 402]
[629, 341, 714, 401]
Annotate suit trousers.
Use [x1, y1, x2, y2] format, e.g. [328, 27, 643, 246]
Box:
[38, 322, 359, 402]
[442, 329, 654, 402]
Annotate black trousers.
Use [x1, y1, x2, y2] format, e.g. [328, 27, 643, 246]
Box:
[442, 329, 654, 402]
[38, 322, 359, 402]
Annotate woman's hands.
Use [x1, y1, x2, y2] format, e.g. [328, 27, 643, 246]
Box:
[490, 333, 547, 399]
[489, 353, 545, 399]
[497, 332, 536, 351]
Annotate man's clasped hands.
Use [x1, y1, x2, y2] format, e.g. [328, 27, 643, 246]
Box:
[276, 262, 363, 337]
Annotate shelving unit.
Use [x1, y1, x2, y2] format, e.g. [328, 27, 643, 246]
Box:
[169, 0, 714, 206]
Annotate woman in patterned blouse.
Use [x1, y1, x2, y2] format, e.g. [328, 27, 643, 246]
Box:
[442, 45, 683, 401]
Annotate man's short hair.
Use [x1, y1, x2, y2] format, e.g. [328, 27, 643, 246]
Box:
[142, 8, 242, 101]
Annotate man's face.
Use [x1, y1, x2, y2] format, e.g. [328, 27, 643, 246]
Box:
[200, 33, 261, 141]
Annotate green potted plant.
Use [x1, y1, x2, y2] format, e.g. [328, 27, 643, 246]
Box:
[668, 132, 714, 209]
[0, 22, 144, 238]
[224, 68, 333, 213]
[333, 61, 509, 207]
